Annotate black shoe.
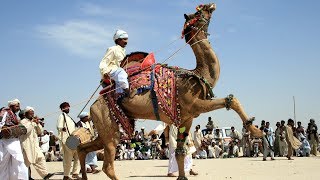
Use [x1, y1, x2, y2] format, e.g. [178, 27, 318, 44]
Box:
[43, 173, 55, 180]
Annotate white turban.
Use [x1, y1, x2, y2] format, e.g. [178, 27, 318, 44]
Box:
[8, 99, 20, 106]
[79, 111, 89, 119]
[113, 29, 128, 41]
[24, 106, 35, 112]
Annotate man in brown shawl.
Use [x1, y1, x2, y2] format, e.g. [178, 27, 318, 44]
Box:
[285, 119, 302, 160]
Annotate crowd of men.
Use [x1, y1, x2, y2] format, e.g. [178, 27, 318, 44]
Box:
[0, 99, 100, 180]
[192, 117, 319, 161]
[1, 98, 319, 179]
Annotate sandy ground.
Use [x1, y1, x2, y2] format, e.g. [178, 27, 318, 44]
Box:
[31, 156, 320, 180]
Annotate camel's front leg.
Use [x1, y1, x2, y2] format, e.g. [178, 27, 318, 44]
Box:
[194, 95, 262, 137]
[225, 94, 263, 137]
[175, 129, 189, 180]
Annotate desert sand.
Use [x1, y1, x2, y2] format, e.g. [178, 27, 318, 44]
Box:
[31, 156, 319, 180]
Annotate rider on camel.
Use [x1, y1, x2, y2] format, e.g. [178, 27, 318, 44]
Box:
[99, 29, 129, 95]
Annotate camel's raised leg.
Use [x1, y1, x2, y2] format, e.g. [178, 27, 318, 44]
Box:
[77, 136, 104, 180]
[193, 95, 262, 137]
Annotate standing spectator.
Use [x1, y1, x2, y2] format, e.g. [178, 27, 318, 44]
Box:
[307, 119, 319, 156]
[260, 120, 266, 130]
[230, 126, 242, 151]
[20, 106, 54, 179]
[138, 127, 147, 142]
[262, 127, 275, 161]
[279, 120, 288, 157]
[49, 131, 57, 155]
[285, 119, 302, 160]
[296, 121, 305, 138]
[39, 130, 50, 155]
[77, 112, 100, 174]
[56, 102, 80, 180]
[274, 122, 281, 157]
[242, 127, 251, 157]
[0, 99, 28, 179]
[193, 125, 203, 155]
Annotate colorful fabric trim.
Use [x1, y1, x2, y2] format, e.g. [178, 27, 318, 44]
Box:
[154, 65, 181, 126]
[104, 90, 135, 138]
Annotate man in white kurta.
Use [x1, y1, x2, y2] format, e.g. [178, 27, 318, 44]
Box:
[39, 130, 50, 154]
[56, 102, 80, 180]
[99, 29, 129, 94]
[0, 99, 28, 180]
[19, 106, 53, 179]
[193, 125, 203, 155]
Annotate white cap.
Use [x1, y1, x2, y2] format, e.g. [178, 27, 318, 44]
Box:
[113, 29, 128, 41]
[24, 106, 34, 112]
[79, 112, 89, 119]
[8, 99, 20, 106]
[141, 127, 145, 129]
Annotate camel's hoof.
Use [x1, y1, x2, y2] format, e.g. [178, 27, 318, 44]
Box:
[177, 176, 188, 180]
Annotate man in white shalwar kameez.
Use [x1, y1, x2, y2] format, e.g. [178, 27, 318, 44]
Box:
[193, 125, 203, 155]
[76, 112, 100, 174]
[0, 99, 28, 180]
[19, 106, 54, 179]
[166, 124, 198, 177]
[56, 102, 80, 180]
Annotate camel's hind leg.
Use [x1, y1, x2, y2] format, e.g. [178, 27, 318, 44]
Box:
[77, 136, 104, 180]
[102, 140, 119, 180]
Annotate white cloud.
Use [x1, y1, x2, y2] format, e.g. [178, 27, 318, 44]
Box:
[36, 20, 113, 57]
[79, 3, 113, 16]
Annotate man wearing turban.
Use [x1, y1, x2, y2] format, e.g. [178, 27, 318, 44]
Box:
[99, 29, 130, 94]
[19, 106, 54, 179]
[56, 102, 81, 180]
[0, 98, 28, 180]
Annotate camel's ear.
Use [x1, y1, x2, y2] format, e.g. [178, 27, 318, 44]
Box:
[184, 14, 190, 21]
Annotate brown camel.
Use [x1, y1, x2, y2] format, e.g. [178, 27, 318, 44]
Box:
[77, 3, 263, 180]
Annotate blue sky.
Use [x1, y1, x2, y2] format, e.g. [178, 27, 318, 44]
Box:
[1, 0, 320, 133]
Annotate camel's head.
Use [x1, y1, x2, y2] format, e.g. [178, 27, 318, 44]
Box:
[182, 3, 216, 42]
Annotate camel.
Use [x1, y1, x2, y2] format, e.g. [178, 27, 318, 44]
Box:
[77, 3, 263, 180]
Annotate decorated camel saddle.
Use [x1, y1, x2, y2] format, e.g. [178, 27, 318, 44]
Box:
[100, 52, 182, 138]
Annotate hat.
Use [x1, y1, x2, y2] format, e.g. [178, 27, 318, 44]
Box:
[24, 106, 34, 112]
[79, 112, 89, 119]
[113, 29, 128, 41]
[141, 127, 145, 129]
[59, 102, 70, 109]
[49, 131, 53, 133]
[8, 99, 20, 106]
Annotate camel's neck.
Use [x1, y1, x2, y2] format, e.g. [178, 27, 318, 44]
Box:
[190, 35, 220, 88]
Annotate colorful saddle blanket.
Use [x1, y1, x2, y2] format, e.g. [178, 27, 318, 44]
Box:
[101, 52, 181, 137]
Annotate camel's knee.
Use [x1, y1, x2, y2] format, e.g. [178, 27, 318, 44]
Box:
[225, 94, 241, 110]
